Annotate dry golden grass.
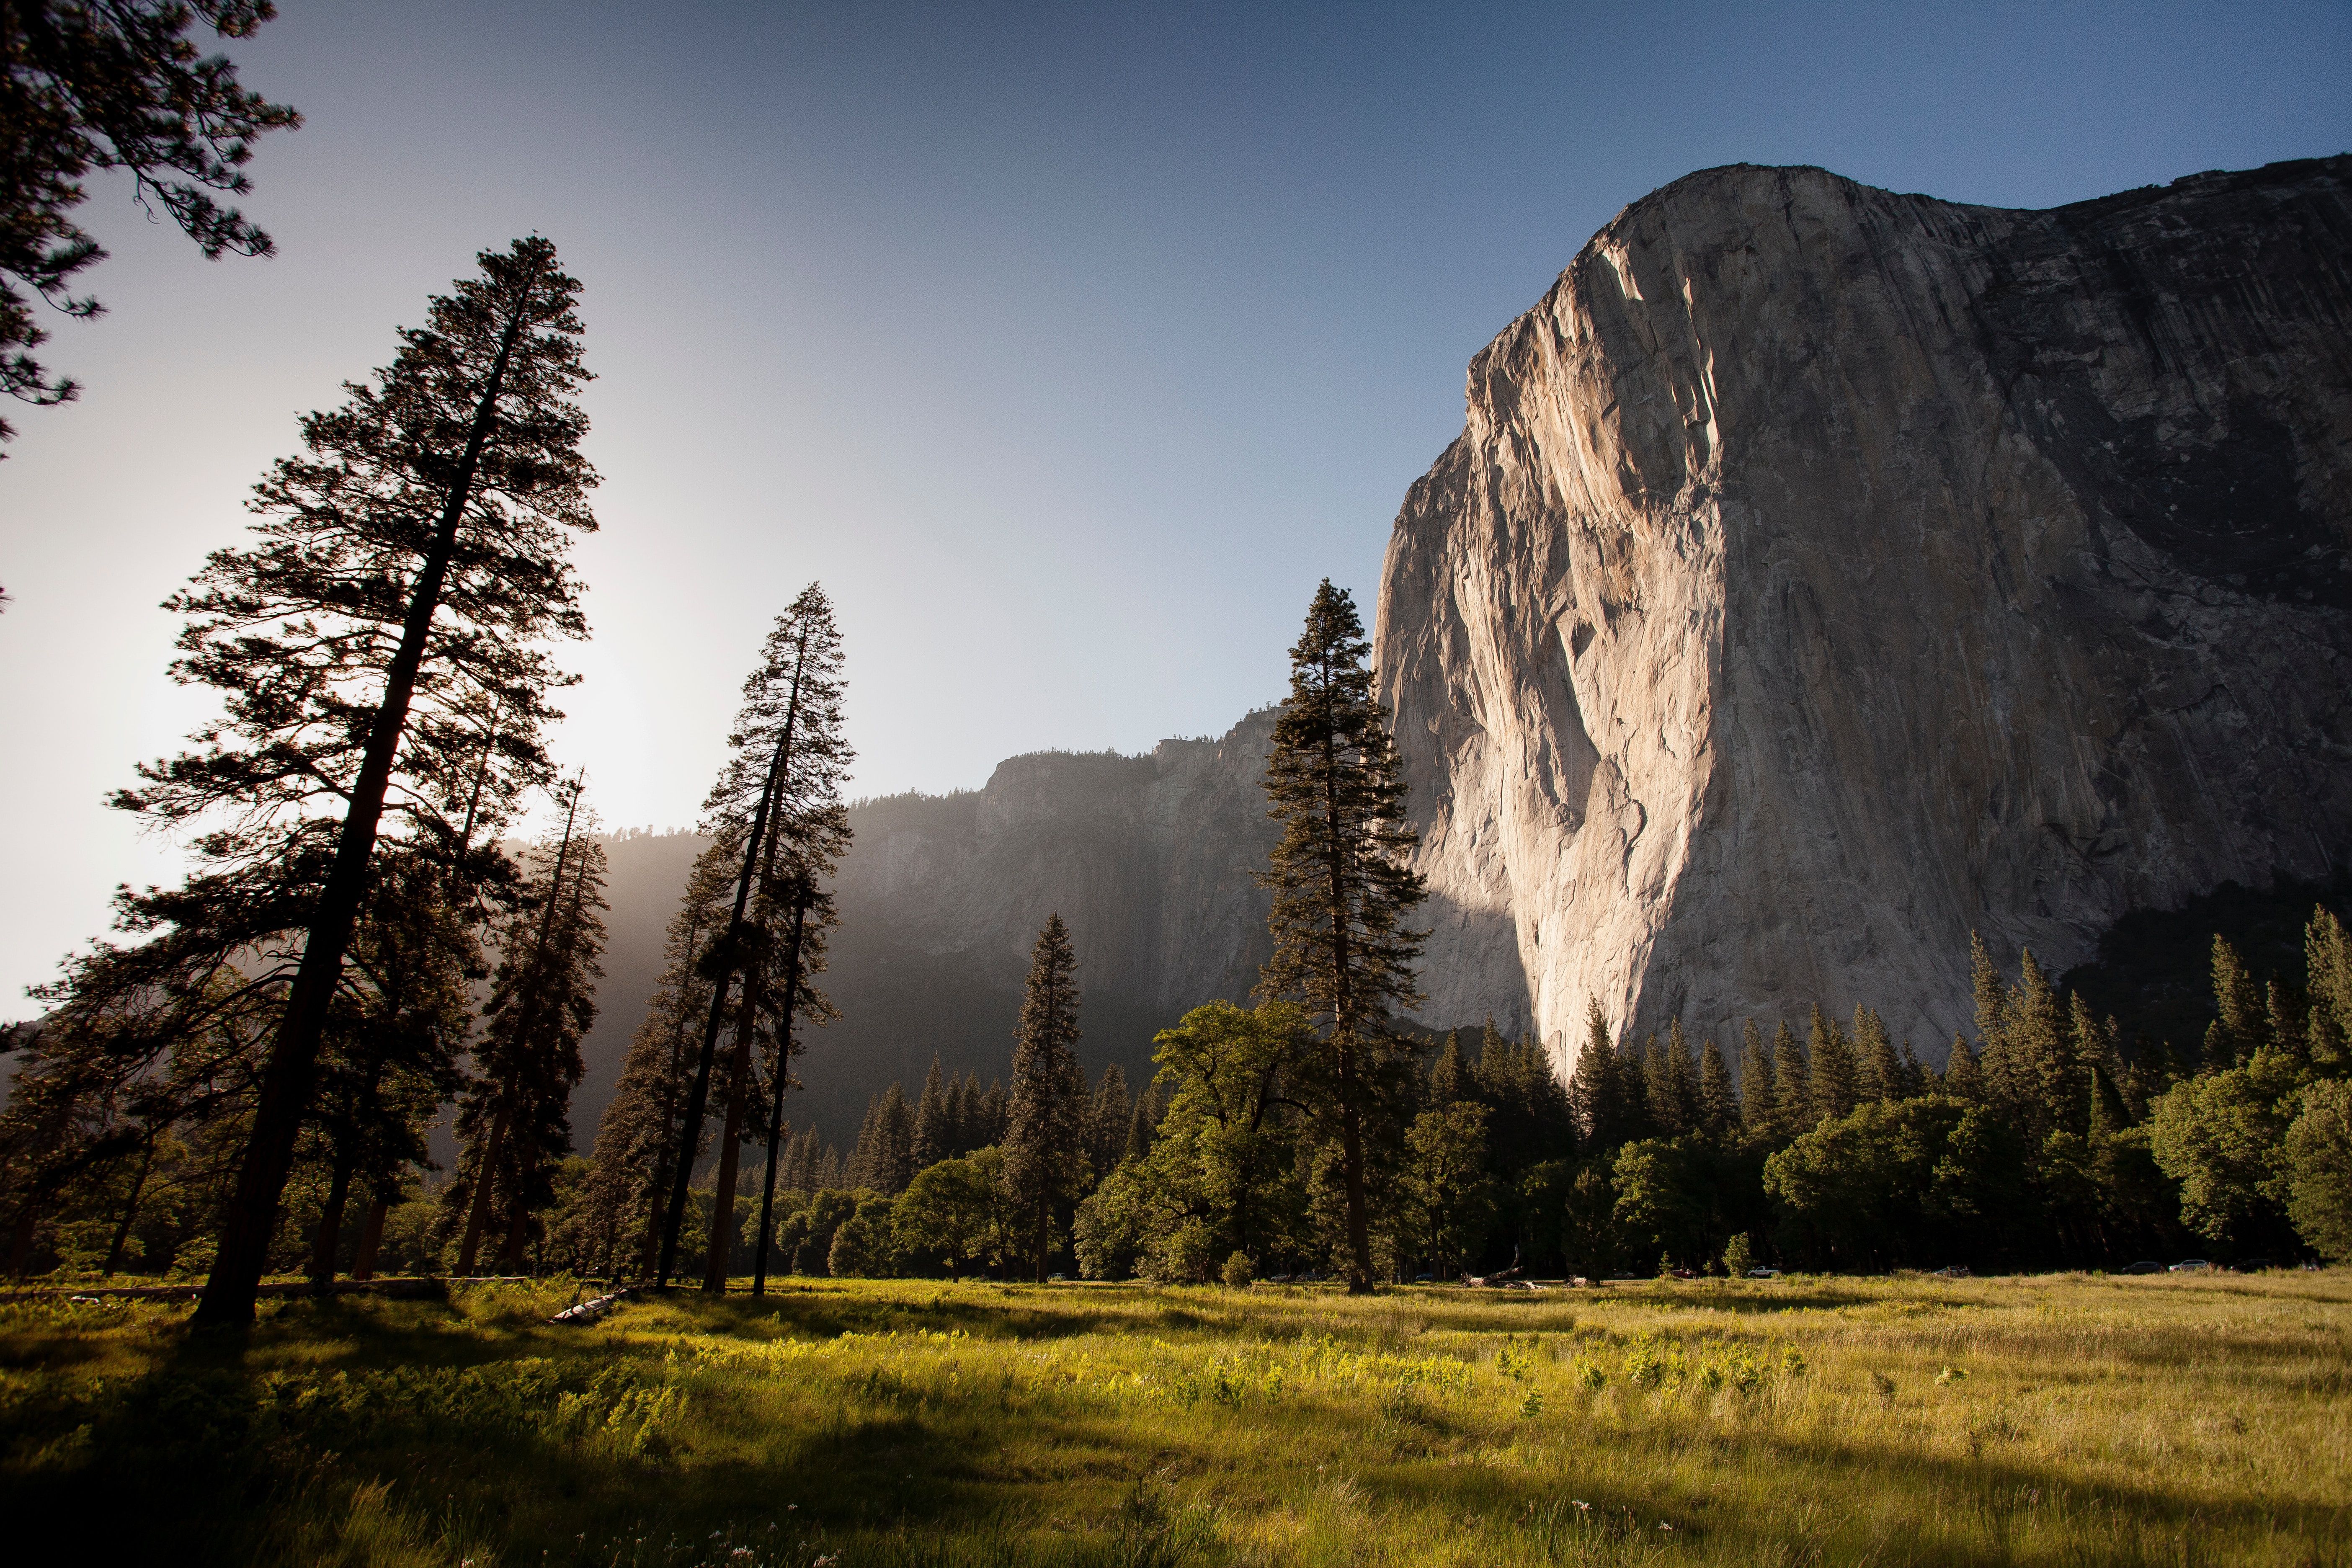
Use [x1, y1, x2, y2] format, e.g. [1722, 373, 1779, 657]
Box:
[0, 1269, 2344, 1566]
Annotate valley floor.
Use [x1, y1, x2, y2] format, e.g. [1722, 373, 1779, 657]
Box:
[0, 1271, 2345, 1567]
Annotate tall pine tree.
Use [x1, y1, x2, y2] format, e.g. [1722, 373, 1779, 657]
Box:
[658, 585, 851, 1288]
[130, 237, 598, 1325]
[1005, 914, 1085, 1282]
[1257, 580, 1426, 1293]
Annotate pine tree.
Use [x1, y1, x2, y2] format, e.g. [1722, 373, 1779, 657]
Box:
[2010, 950, 2073, 1140]
[449, 783, 608, 1274]
[1429, 1031, 1473, 1105]
[2210, 936, 2268, 1064]
[148, 237, 596, 1324]
[1085, 1064, 1132, 1179]
[658, 585, 853, 1289]
[978, 1078, 1011, 1148]
[1773, 1022, 1812, 1135]
[1943, 1034, 1985, 1103]
[1568, 1001, 1627, 1150]
[2, 0, 300, 445]
[1256, 581, 1426, 1293]
[1853, 1006, 1900, 1104]
[849, 1084, 914, 1195]
[912, 1056, 953, 1169]
[1737, 1020, 1776, 1138]
[1005, 914, 1085, 1282]
[1698, 1034, 1737, 1140]
[581, 837, 732, 1277]
[1808, 1007, 1858, 1123]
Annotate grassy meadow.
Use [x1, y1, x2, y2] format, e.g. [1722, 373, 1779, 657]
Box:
[0, 1271, 2345, 1567]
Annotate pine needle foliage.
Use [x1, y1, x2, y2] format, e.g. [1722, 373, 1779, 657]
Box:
[1, 0, 300, 443]
[1256, 580, 1426, 1292]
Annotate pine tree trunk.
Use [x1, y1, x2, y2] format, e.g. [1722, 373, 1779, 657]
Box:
[103, 1136, 158, 1279]
[456, 1107, 511, 1276]
[751, 895, 811, 1296]
[194, 287, 539, 1329]
[500, 1182, 532, 1273]
[351, 1196, 389, 1281]
[701, 1003, 758, 1292]
[309, 1149, 356, 1293]
[658, 714, 793, 1285]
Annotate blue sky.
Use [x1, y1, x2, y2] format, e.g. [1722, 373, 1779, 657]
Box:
[3, 0, 2349, 1005]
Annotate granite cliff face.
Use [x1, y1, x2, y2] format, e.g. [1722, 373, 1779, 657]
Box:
[1377, 157, 2352, 1071]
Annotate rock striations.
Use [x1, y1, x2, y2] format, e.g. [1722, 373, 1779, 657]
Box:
[1376, 157, 2352, 1073]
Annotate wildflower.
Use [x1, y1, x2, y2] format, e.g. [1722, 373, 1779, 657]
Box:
[1659, 1522, 1674, 1532]
[1573, 1500, 1591, 1512]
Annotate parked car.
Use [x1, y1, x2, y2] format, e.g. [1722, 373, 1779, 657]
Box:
[1931, 1265, 1972, 1279]
[2169, 1259, 2211, 1272]
[1746, 1267, 1780, 1279]
[2122, 1261, 2166, 1274]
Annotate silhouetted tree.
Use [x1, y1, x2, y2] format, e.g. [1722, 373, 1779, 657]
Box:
[581, 837, 733, 1276]
[109, 236, 597, 1325]
[1256, 580, 1426, 1293]
[2, 0, 299, 445]
[658, 585, 852, 1289]
[449, 784, 607, 1274]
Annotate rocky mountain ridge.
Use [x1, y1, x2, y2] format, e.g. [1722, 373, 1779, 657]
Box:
[1378, 156, 2352, 1071]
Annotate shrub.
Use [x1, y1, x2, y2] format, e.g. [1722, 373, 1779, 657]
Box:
[1723, 1232, 1755, 1277]
[1220, 1251, 1253, 1288]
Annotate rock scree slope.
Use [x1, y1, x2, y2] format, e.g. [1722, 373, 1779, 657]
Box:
[1377, 157, 2352, 1075]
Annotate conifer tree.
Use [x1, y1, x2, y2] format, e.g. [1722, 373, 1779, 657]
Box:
[1809, 1007, 1858, 1123]
[1085, 1065, 1133, 1179]
[1773, 1022, 1812, 1135]
[1661, 1020, 1702, 1133]
[1853, 1006, 1901, 1104]
[449, 783, 608, 1273]
[146, 237, 596, 1324]
[2, 0, 300, 445]
[912, 1055, 953, 1170]
[1943, 1034, 1985, 1103]
[1737, 1020, 1776, 1138]
[850, 1084, 914, 1195]
[2211, 936, 2268, 1064]
[1698, 1034, 1737, 1139]
[658, 585, 852, 1288]
[581, 837, 732, 1276]
[1006, 914, 1085, 1281]
[1569, 1001, 1631, 1150]
[304, 853, 474, 1286]
[2010, 950, 2073, 1139]
[978, 1078, 1011, 1148]
[1428, 1031, 1473, 1105]
[1257, 581, 1426, 1293]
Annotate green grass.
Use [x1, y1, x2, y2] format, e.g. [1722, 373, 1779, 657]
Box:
[2, 1270, 2347, 1566]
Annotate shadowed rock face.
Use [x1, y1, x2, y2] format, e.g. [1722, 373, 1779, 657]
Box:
[1376, 157, 2352, 1072]
[567, 712, 1285, 1147]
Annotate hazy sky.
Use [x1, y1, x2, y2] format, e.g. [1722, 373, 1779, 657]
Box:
[4, 0, 2349, 1009]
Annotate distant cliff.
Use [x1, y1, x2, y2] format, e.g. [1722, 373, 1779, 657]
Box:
[1377, 157, 2352, 1072]
[571, 712, 1280, 1145]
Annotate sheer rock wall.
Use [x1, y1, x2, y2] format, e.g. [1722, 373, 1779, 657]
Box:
[1375, 157, 2352, 1072]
